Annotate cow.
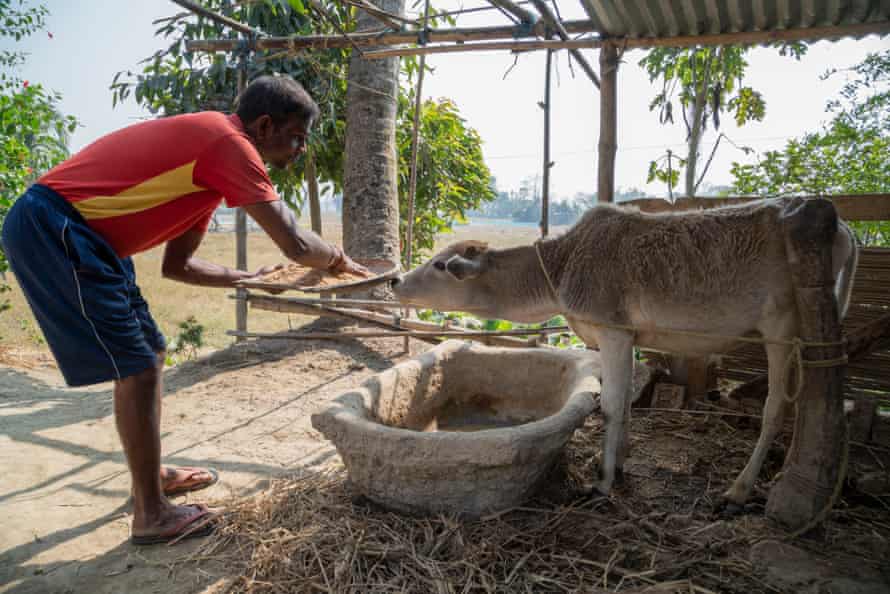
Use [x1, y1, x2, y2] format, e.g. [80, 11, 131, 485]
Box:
[390, 198, 858, 504]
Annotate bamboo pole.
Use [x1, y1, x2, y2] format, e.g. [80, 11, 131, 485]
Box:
[597, 43, 618, 203]
[185, 19, 599, 51]
[529, 0, 600, 88]
[404, 0, 430, 273]
[354, 22, 890, 58]
[235, 62, 249, 342]
[186, 22, 889, 54]
[540, 47, 552, 238]
[403, 0, 432, 353]
[246, 294, 541, 347]
[228, 328, 555, 340]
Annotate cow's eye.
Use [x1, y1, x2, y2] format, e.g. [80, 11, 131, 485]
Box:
[434, 260, 446, 271]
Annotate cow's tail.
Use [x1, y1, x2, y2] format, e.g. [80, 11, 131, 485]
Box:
[834, 220, 858, 320]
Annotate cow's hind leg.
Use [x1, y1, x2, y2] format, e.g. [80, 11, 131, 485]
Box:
[724, 313, 796, 505]
[573, 324, 635, 495]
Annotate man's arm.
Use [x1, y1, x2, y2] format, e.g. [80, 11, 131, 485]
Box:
[162, 228, 278, 287]
[243, 200, 368, 275]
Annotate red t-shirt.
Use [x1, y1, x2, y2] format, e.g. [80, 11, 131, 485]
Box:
[39, 112, 278, 257]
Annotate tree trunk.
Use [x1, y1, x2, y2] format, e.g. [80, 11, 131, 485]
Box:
[684, 50, 713, 198]
[343, 0, 404, 277]
[306, 150, 322, 236]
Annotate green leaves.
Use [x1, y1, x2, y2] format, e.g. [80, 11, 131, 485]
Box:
[639, 44, 800, 197]
[729, 49, 890, 246]
[396, 96, 496, 268]
[1, 2, 77, 282]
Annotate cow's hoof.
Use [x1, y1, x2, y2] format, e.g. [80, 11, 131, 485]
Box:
[579, 481, 611, 497]
[713, 493, 748, 517]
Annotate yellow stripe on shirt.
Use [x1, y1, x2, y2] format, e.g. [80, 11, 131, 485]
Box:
[72, 161, 204, 220]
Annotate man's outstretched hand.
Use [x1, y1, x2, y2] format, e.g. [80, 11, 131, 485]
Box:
[334, 255, 371, 277]
[244, 263, 286, 294]
[328, 246, 372, 277]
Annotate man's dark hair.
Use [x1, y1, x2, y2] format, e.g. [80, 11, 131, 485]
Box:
[235, 75, 319, 127]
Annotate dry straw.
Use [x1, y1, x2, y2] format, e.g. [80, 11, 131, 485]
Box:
[186, 414, 890, 593]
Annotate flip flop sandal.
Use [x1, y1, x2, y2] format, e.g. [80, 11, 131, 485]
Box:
[163, 467, 219, 496]
[131, 503, 217, 546]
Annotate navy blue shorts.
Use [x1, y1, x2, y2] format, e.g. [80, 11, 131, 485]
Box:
[1, 184, 166, 386]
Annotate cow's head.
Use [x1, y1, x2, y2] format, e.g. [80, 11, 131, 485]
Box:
[391, 241, 493, 313]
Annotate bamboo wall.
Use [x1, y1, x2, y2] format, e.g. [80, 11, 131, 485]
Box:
[717, 247, 890, 406]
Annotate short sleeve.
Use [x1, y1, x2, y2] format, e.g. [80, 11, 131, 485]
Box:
[190, 208, 214, 234]
[193, 133, 279, 208]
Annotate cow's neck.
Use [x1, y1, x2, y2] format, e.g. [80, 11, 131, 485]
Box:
[485, 244, 564, 323]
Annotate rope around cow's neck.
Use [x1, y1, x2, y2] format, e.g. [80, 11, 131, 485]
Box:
[532, 239, 848, 403]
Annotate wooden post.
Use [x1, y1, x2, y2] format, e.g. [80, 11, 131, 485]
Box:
[306, 150, 322, 235]
[540, 48, 552, 238]
[766, 198, 848, 530]
[235, 62, 249, 342]
[597, 43, 618, 203]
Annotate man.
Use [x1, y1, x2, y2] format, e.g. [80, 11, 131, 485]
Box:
[1, 75, 367, 545]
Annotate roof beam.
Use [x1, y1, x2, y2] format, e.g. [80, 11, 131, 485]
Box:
[356, 21, 890, 58]
[186, 19, 598, 51]
[186, 20, 890, 53]
[530, 0, 600, 88]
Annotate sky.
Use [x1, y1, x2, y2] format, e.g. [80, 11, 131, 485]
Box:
[6, 1, 889, 201]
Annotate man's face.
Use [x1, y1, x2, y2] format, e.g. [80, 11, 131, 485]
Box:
[249, 114, 311, 169]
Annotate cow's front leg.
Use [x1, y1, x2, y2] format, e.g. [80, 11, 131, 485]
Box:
[572, 321, 635, 495]
[724, 313, 796, 505]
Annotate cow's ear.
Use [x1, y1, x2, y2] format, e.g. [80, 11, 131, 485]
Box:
[462, 242, 488, 259]
[445, 255, 482, 280]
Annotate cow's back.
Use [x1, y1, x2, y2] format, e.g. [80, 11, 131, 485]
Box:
[553, 200, 792, 325]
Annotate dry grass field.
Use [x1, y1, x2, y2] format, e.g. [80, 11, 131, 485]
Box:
[0, 214, 558, 353]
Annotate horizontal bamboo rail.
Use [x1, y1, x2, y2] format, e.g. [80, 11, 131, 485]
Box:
[245, 294, 545, 348]
[184, 19, 591, 51]
[361, 22, 890, 58]
[186, 21, 889, 54]
[228, 328, 562, 340]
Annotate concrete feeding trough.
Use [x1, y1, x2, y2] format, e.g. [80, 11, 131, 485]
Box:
[311, 340, 602, 517]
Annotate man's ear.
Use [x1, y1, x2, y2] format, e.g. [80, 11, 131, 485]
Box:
[445, 255, 482, 280]
[248, 114, 275, 142]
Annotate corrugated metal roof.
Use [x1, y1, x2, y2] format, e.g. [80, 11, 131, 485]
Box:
[577, 0, 890, 38]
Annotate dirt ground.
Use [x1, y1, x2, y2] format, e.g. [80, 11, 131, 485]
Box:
[0, 320, 430, 594]
[2, 323, 889, 593]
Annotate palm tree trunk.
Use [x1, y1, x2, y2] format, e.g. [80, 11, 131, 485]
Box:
[343, 0, 404, 273]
